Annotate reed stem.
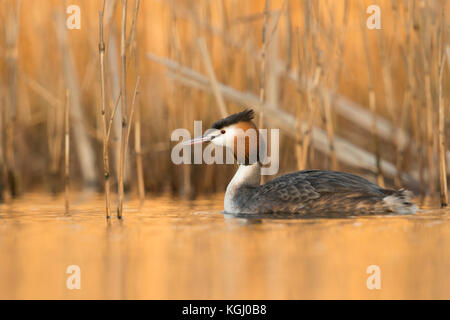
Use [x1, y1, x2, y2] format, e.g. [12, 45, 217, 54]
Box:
[5, 1, 21, 198]
[99, 3, 111, 219]
[438, 55, 448, 207]
[438, 0, 448, 207]
[117, 0, 128, 219]
[129, 0, 145, 204]
[64, 90, 70, 213]
[198, 38, 228, 118]
[134, 100, 145, 203]
[359, 0, 384, 187]
[126, 76, 140, 154]
[258, 0, 269, 130]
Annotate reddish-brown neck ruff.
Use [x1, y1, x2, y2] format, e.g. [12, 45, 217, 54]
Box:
[232, 121, 260, 165]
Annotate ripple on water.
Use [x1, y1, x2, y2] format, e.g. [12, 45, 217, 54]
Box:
[0, 193, 449, 299]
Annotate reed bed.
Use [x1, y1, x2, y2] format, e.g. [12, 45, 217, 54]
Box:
[0, 0, 448, 209]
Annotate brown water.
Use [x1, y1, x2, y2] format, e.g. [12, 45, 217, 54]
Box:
[0, 193, 449, 299]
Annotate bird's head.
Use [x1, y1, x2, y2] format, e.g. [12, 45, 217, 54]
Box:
[184, 109, 262, 165]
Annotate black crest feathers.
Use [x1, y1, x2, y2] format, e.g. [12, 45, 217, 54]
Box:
[211, 109, 255, 130]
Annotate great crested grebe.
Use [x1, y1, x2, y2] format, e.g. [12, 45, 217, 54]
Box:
[185, 109, 418, 216]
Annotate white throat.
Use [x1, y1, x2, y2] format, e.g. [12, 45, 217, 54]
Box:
[224, 162, 261, 213]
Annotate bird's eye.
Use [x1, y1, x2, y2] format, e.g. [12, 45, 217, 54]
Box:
[221, 130, 226, 134]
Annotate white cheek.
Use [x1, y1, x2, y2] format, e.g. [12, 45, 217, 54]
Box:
[211, 131, 235, 149]
[223, 129, 238, 149]
[211, 134, 226, 146]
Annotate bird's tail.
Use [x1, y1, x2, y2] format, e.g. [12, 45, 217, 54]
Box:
[382, 189, 418, 215]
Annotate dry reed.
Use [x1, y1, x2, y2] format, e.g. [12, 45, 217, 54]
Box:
[117, 0, 128, 219]
[64, 89, 70, 212]
[99, 1, 111, 218]
[438, 0, 448, 207]
[359, 0, 384, 187]
[198, 37, 228, 118]
[4, 0, 21, 198]
[0, 0, 448, 207]
[130, 0, 145, 204]
[258, 0, 269, 131]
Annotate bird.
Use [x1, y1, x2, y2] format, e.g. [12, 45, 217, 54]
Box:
[184, 109, 418, 216]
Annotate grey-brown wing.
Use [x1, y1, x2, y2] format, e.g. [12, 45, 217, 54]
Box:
[293, 170, 386, 194]
[244, 170, 387, 213]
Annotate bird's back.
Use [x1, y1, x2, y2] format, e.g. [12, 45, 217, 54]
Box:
[232, 170, 417, 216]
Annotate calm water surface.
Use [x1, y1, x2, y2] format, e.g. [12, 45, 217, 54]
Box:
[0, 193, 449, 299]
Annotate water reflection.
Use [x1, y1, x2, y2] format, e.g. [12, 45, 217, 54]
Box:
[0, 193, 449, 299]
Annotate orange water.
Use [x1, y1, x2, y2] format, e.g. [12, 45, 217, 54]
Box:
[0, 193, 449, 299]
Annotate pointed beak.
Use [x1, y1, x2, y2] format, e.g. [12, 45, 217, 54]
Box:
[182, 135, 211, 145]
